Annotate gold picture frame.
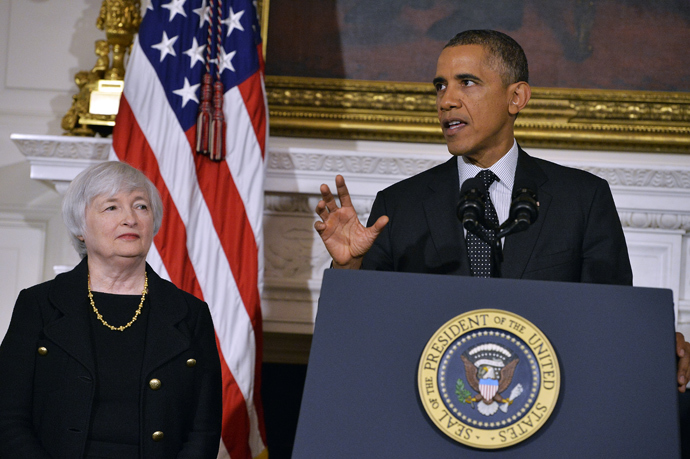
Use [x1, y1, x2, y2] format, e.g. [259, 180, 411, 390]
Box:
[257, 0, 269, 59]
[265, 75, 690, 154]
[260, 1, 690, 154]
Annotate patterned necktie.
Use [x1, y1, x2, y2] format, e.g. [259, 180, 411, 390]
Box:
[466, 169, 500, 278]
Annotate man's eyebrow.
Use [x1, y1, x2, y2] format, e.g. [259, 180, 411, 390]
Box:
[455, 73, 482, 82]
[432, 77, 446, 86]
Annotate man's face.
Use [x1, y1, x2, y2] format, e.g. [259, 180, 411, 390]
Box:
[434, 44, 517, 166]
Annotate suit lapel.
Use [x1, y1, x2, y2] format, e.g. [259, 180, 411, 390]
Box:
[44, 258, 96, 375]
[501, 148, 552, 279]
[423, 156, 471, 276]
[141, 267, 190, 376]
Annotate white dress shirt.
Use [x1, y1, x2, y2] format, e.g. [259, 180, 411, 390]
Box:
[457, 140, 519, 240]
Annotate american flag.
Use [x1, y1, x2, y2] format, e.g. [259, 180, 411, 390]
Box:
[111, 1, 267, 458]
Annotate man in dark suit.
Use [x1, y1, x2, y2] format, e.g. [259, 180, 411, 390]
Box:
[360, 149, 630, 284]
[314, 29, 690, 391]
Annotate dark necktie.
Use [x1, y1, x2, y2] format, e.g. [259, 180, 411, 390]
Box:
[466, 169, 500, 278]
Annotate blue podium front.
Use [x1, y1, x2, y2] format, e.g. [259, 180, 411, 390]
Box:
[293, 270, 680, 458]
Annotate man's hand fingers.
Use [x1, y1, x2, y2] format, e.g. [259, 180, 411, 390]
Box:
[335, 175, 354, 208]
[678, 332, 686, 356]
[319, 182, 342, 213]
[315, 199, 330, 221]
[319, 183, 335, 201]
[677, 332, 690, 391]
[314, 220, 326, 233]
[369, 215, 389, 236]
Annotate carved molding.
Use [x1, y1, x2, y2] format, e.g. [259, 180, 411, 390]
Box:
[11, 134, 111, 160]
[619, 212, 690, 231]
[579, 167, 690, 189]
[268, 151, 444, 177]
[264, 195, 315, 214]
[264, 221, 330, 280]
[268, 150, 690, 190]
[265, 193, 373, 218]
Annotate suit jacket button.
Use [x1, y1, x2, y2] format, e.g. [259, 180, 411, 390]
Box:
[149, 379, 161, 390]
[186, 358, 197, 367]
[37, 347, 48, 356]
[152, 431, 164, 442]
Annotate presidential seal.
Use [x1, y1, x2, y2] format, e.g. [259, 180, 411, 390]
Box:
[417, 309, 560, 449]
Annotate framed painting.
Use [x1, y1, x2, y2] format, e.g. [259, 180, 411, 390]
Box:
[262, 0, 690, 153]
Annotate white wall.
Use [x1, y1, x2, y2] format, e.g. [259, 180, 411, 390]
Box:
[0, 0, 94, 337]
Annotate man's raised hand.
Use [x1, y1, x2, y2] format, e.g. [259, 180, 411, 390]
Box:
[314, 175, 389, 269]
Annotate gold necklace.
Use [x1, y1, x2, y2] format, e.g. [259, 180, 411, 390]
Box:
[88, 272, 148, 331]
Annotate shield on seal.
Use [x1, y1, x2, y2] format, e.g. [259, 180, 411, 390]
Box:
[479, 378, 499, 401]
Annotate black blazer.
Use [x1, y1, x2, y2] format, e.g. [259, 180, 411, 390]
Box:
[0, 258, 222, 459]
[362, 147, 632, 285]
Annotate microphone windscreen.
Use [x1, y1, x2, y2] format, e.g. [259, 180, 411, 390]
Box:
[460, 177, 486, 196]
[512, 178, 538, 200]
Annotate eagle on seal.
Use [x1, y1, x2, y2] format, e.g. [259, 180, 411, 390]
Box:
[460, 343, 523, 416]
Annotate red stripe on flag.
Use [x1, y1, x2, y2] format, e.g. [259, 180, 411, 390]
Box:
[216, 335, 252, 459]
[252, 321, 266, 445]
[183, 128, 262, 331]
[238, 71, 267, 158]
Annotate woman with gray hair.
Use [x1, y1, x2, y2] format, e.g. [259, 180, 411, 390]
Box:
[0, 161, 222, 459]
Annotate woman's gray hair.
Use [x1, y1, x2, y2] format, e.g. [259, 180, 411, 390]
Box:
[62, 161, 164, 258]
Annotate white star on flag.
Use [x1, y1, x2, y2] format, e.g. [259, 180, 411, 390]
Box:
[162, 0, 188, 22]
[172, 77, 200, 108]
[151, 31, 178, 62]
[222, 7, 245, 37]
[192, 0, 210, 28]
[183, 37, 206, 68]
[216, 48, 237, 73]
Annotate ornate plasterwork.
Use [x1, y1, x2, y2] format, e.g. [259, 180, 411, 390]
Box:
[267, 150, 690, 190]
[268, 151, 444, 177]
[11, 134, 111, 160]
[580, 167, 690, 189]
[265, 194, 373, 218]
[619, 212, 690, 231]
[264, 222, 329, 280]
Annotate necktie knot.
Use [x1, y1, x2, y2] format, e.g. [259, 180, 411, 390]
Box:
[477, 169, 498, 191]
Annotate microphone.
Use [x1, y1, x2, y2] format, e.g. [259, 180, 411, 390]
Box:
[497, 179, 539, 238]
[457, 177, 487, 233]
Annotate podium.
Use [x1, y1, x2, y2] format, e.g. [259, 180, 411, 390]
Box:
[293, 270, 681, 457]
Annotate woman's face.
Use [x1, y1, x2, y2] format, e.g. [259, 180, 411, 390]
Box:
[82, 189, 154, 266]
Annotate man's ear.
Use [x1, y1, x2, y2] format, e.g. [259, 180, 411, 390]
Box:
[77, 235, 85, 241]
[508, 82, 531, 115]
